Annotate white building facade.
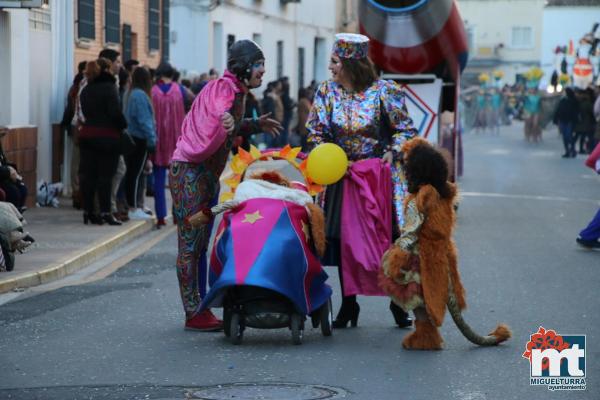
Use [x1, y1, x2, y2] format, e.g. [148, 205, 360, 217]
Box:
[0, 0, 74, 203]
[170, 0, 337, 97]
[457, 0, 546, 85]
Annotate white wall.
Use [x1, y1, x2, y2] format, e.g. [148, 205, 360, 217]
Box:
[170, 0, 336, 97]
[0, 10, 12, 126]
[459, 0, 545, 63]
[170, 3, 210, 75]
[51, 0, 73, 123]
[30, 26, 52, 181]
[214, 0, 335, 96]
[212, 21, 223, 74]
[541, 7, 600, 87]
[458, 0, 546, 84]
[6, 9, 31, 127]
[0, 3, 76, 184]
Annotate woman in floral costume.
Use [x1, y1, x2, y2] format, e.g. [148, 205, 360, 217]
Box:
[306, 33, 417, 329]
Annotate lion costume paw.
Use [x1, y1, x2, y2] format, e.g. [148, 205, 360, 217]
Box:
[402, 321, 444, 350]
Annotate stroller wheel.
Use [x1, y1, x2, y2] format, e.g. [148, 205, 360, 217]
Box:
[320, 298, 333, 337]
[223, 308, 232, 337]
[290, 314, 303, 345]
[230, 313, 243, 345]
[310, 311, 320, 329]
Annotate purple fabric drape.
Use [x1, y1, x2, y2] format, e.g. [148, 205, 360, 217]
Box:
[340, 159, 391, 296]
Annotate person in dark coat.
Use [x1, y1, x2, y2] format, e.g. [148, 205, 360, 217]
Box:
[574, 88, 596, 154]
[279, 76, 296, 147]
[0, 127, 27, 212]
[232, 90, 260, 153]
[261, 82, 278, 148]
[553, 87, 580, 158]
[79, 58, 127, 225]
[61, 61, 87, 209]
[60, 61, 87, 136]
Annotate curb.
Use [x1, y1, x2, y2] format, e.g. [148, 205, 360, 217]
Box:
[0, 219, 155, 294]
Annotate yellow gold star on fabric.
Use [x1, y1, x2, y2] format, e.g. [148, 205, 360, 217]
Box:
[301, 220, 310, 241]
[242, 210, 263, 224]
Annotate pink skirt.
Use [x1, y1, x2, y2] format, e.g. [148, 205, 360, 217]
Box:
[378, 254, 424, 312]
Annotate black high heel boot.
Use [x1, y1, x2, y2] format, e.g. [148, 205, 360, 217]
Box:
[84, 213, 104, 225]
[100, 213, 122, 226]
[390, 301, 412, 328]
[332, 297, 360, 328]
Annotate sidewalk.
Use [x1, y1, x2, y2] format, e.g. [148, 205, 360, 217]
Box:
[0, 197, 169, 294]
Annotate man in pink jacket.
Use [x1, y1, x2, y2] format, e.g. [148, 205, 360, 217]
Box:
[170, 40, 281, 331]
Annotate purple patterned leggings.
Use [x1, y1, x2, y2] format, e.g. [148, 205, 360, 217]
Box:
[169, 161, 219, 318]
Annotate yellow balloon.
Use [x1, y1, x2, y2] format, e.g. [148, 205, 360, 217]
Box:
[306, 143, 348, 185]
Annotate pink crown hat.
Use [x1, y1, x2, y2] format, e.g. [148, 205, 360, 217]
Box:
[333, 33, 369, 60]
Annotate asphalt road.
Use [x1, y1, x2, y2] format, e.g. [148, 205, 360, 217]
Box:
[0, 122, 598, 400]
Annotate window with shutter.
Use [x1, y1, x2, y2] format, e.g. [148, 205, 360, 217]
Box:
[298, 47, 305, 89]
[105, 0, 120, 44]
[510, 26, 533, 49]
[77, 0, 95, 40]
[148, 0, 160, 51]
[277, 41, 284, 79]
[161, 0, 169, 60]
[227, 34, 236, 51]
[122, 24, 132, 62]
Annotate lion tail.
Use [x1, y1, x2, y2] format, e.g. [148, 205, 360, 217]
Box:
[447, 295, 512, 346]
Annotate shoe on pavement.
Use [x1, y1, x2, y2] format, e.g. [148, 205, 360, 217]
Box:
[576, 237, 600, 249]
[21, 232, 35, 243]
[128, 208, 153, 220]
[114, 212, 129, 222]
[185, 310, 223, 331]
[142, 207, 154, 216]
[118, 212, 130, 222]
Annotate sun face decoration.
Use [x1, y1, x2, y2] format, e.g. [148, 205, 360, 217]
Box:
[220, 144, 324, 202]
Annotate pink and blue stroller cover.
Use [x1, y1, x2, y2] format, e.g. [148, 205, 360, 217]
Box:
[201, 198, 331, 315]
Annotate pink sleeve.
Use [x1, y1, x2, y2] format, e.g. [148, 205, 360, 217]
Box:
[172, 78, 238, 163]
[585, 142, 600, 170]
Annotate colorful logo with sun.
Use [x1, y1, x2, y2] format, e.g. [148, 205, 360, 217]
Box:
[522, 326, 571, 371]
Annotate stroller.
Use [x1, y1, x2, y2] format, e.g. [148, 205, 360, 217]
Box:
[197, 148, 333, 345]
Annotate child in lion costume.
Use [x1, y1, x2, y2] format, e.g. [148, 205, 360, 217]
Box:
[379, 137, 511, 350]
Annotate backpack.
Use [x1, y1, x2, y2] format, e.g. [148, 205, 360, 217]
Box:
[36, 180, 63, 208]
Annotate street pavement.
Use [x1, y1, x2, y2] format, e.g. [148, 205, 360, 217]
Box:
[0, 122, 598, 400]
[0, 192, 173, 294]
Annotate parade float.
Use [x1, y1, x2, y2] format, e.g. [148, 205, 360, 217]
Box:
[550, 22, 599, 92]
[358, 0, 468, 178]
